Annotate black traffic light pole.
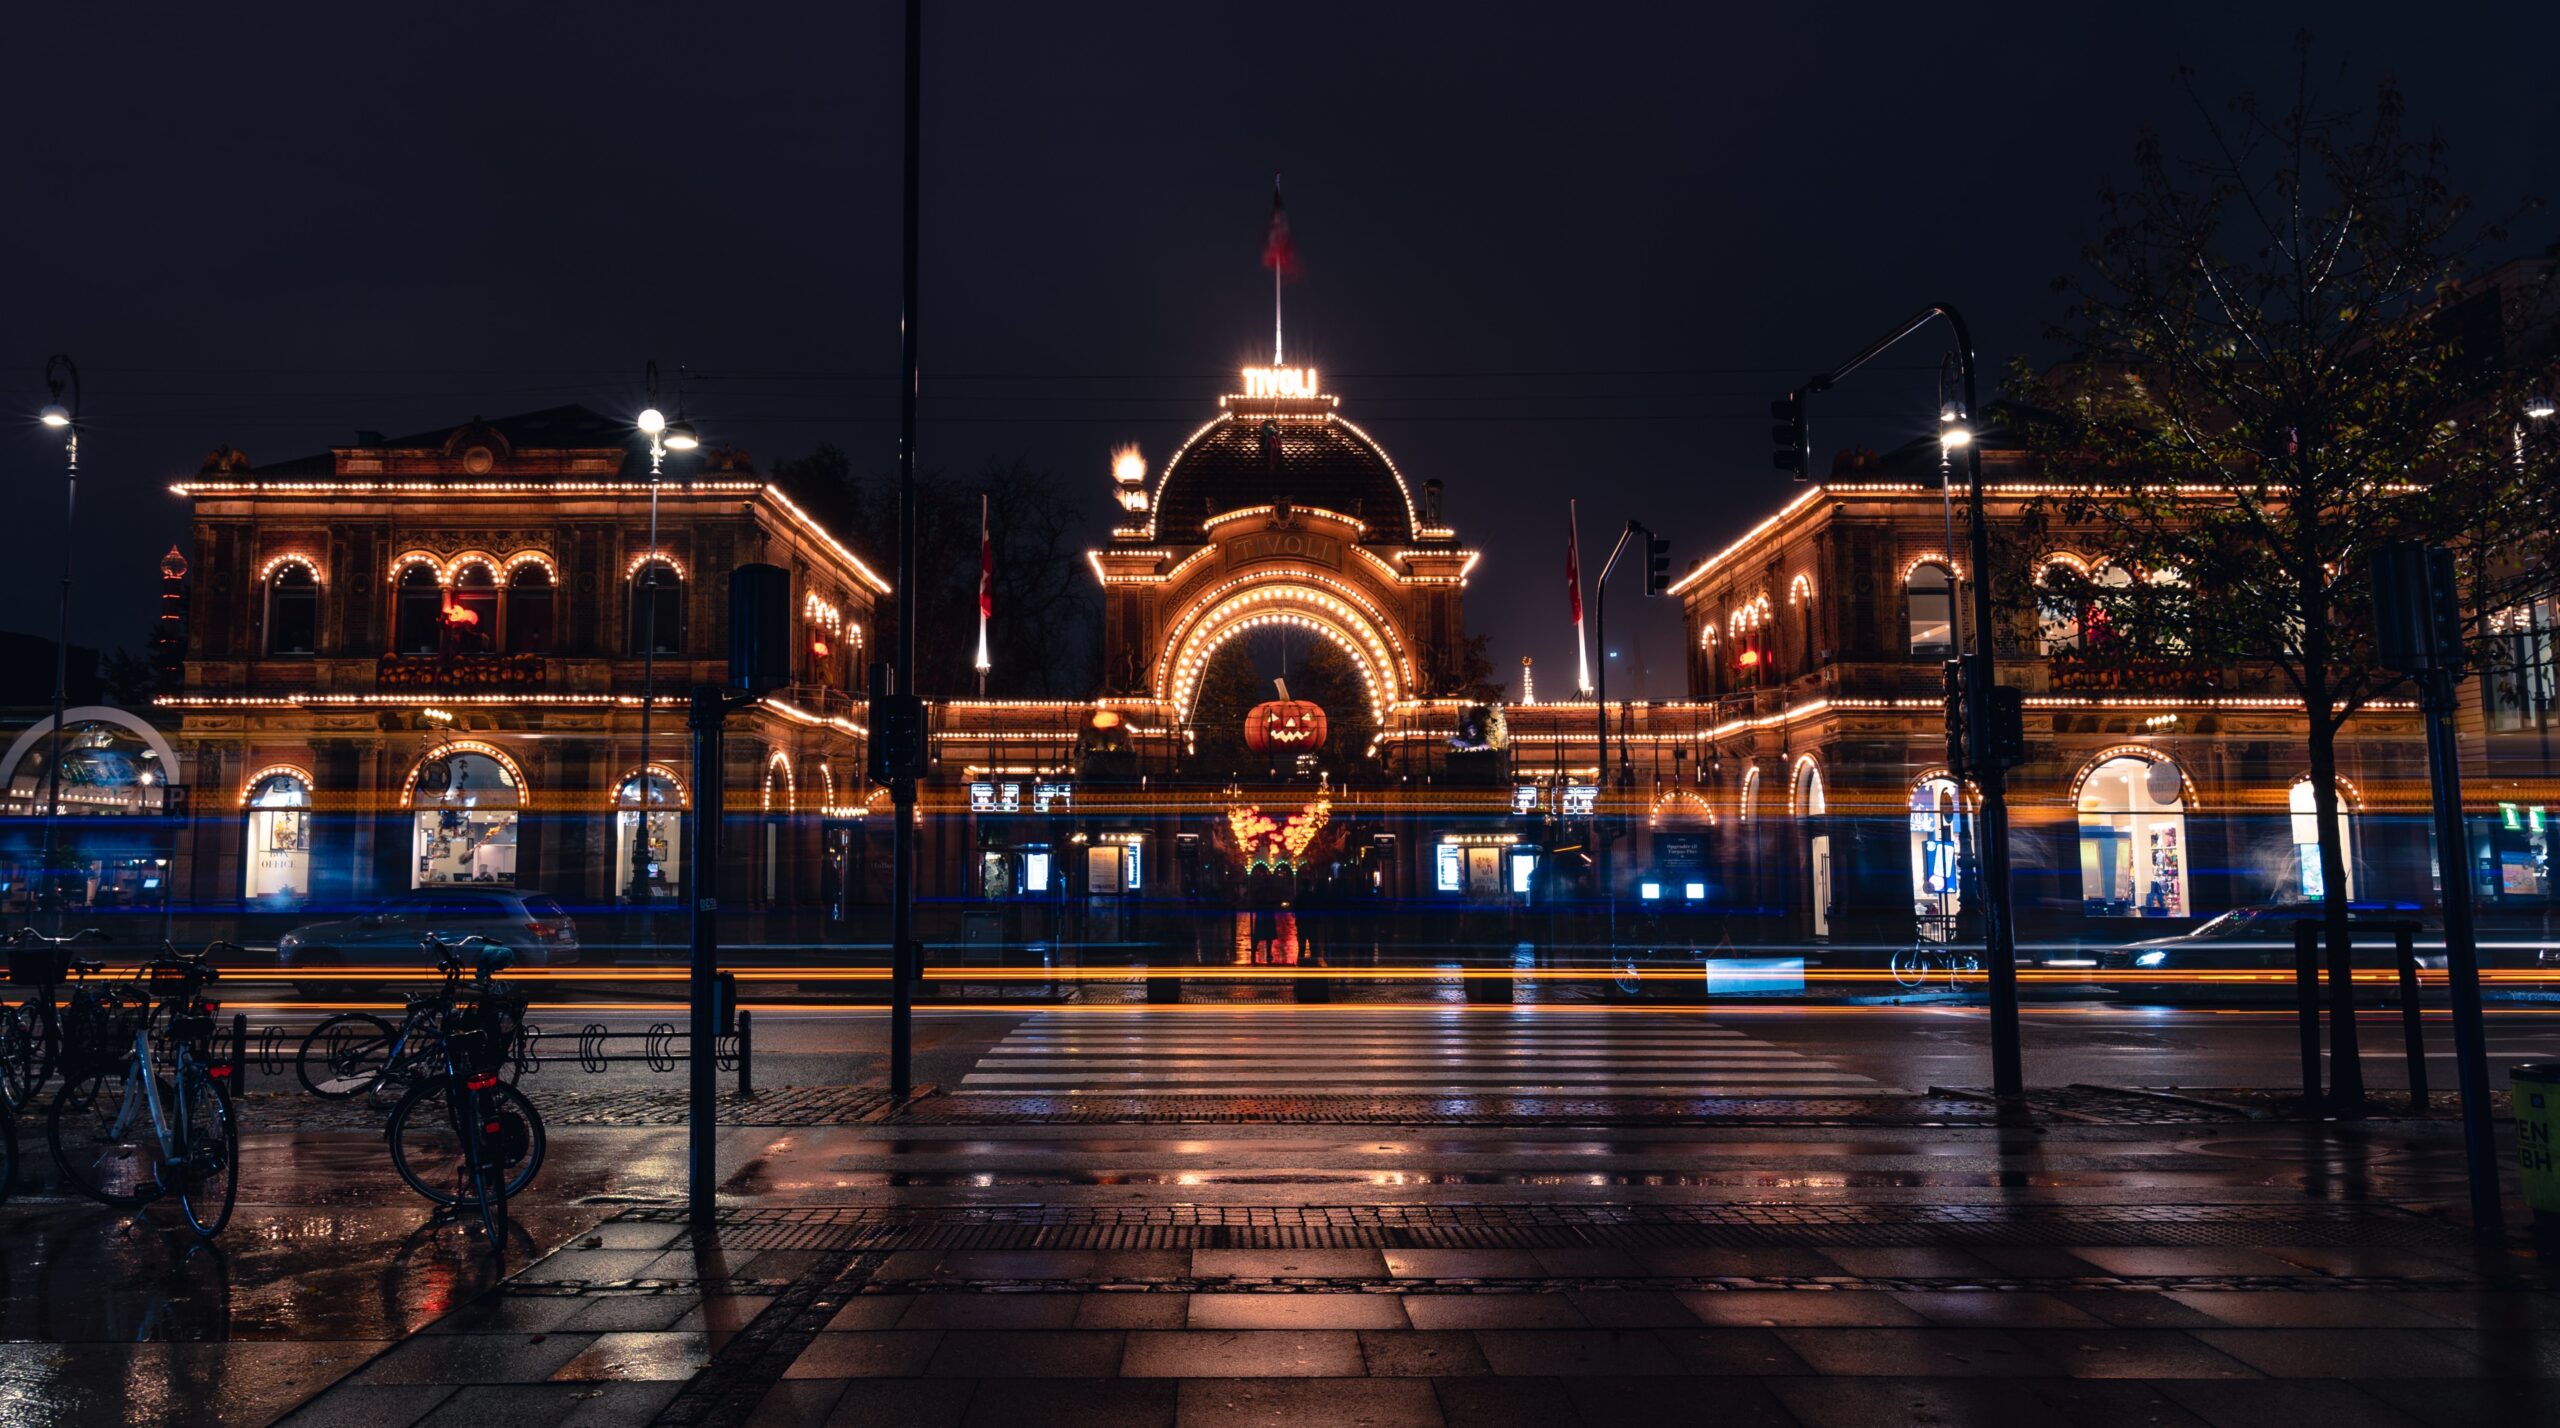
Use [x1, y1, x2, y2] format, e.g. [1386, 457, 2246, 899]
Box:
[1590, 522, 1669, 952]
[1780, 304, 2024, 1097]
[888, 0, 923, 1100]
[2371, 542, 2501, 1236]
[689, 564, 792, 1227]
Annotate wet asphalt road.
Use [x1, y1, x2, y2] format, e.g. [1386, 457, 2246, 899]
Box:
[3, 996, 2555, 1424]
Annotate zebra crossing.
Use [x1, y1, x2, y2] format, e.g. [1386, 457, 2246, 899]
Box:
[956, 1008, 1887, 1096]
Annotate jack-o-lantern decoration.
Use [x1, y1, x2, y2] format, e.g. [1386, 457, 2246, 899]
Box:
[1244, 679, 1328, 753]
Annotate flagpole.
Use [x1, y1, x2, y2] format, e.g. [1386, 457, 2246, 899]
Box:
[1571, 499, 1593, 695]
[974, 491, 991, 697]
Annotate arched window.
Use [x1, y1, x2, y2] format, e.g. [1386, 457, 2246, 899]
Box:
[243, 770, 312, 904]
[408, 748, 520, 887]
[2084, 563, 2136, 649]
[2036, 563, 2083, 655]
[1907, 562, 1955, 658]
[632, 561, 683, 656]
[266, 564, 318, 656]
[2288, 777, 2355, 901]
[449, 564, 499, 654]
[1909, 776, 1963, 939]
[1737, 765, 1760, 823]
[1793, 758, 1832, 938]
[393, 564, 443, 654]
[506, 564, 555, 655]
[615, 768, 686, 901]
[2078, 753, 2189, 917]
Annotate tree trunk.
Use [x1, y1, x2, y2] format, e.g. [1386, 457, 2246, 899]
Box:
[2306, 698, 2365, 1115]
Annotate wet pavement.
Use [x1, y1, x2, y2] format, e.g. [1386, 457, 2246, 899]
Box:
[1, 1002, 2555, 1424]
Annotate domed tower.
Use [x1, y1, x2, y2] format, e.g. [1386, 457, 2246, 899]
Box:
[152, 544, 191, 689]
[1090, 366, 1475, 723]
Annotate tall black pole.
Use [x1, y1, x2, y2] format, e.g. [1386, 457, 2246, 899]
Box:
[39, 356, 79, 929]
[1593, 523, 1636, 951]
[1796, 305, 2023, 1096]
[888, 0, 922, 1099]
[686, 687, 727, 1226]
[2422, 665, 2502, 1234]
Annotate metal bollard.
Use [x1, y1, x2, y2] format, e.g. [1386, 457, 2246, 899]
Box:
[735, 1008, 753, 1096]
[2394, 922, 2429, 1117]
[229, 1012, 247, 1088]
[2293, 921, 2323, 1111]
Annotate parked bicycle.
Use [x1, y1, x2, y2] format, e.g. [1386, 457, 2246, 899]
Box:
[296, 989, 454, 1109]
[1889, 942, 1984, 990]
[2, 927, 112, 1108]
[383, 934, 544, 1258]
[46, 942, 240, 1238]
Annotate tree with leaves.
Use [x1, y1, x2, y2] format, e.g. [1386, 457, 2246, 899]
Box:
[769, 447, 1101, 697]
[2021, 48, 2554, 1108]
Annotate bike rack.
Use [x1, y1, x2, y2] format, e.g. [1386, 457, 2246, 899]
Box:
[246, 1008, 754, 1094]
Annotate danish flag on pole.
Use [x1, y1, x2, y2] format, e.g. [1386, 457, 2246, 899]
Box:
[1568, 499, 1592, 694]
[973, 493, 992, 677]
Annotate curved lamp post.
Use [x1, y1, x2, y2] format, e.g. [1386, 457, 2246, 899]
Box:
[632, 362, 699, 906]
[36, 355, 79, 921]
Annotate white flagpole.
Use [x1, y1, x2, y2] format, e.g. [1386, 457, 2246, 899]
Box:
[973, 491, 991, 696]
[1572, 499, 1593, 695]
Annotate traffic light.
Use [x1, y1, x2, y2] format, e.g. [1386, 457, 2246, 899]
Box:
[1941, 659, 1966, 772]
[2370, 542, 2465, 674]
[1984, 685, 2028, 769]
[1770, 392, 1809, 481]
[867, 690, 926, 783]
[1645, 532, 1672, 596]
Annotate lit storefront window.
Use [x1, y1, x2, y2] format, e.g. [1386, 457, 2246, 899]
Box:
[1908, 776, 1962, 938]
[244, 771, 313, 904]
[411, 749, 519, 887]
[615, 769, 685, 900]
[2287, 778, 2354, 901]
[2078, 754, 2188, 917]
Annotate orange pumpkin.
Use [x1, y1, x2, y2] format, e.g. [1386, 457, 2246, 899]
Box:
[1245, 698, 1328, 752]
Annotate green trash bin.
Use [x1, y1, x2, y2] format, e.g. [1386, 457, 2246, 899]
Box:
[2513, 1062, 2560, 1251]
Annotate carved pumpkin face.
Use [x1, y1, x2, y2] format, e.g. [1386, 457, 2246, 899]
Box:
[1244, 699, 1328, 753]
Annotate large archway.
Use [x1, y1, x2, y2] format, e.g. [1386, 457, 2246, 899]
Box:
[1160, 579, 1409, 724]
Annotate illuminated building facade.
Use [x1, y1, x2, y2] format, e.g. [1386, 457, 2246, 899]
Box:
[129, 407, 887, 915]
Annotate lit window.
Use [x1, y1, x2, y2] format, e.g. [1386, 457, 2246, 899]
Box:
[1907, 562, 1954, 658]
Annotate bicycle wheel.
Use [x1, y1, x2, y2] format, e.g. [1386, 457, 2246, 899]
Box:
[175, 1065, 238, 1238]
[386, 1079, 545, 1206]
[296, 1012, 397, 1099]
[48, 1062, 157, 1206]
[0, 1001, 43, 1109]
[1950, 953, 1983, 988]
[1889, 948, 1931, 989]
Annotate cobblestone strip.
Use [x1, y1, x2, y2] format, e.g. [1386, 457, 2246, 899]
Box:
[646, 1250, 879, 1428]
[603, 1199, 2467, 1252]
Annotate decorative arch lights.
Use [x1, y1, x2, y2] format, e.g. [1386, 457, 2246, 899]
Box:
[1900, 551, 1968, 582]
[1161, 577, 1409, 722]
[1727, 593, 1774, 675]
[1788, 754, 1826, 819]
[2073, 747, 2191, 918]
[258, 553, 322, 583]
[1738, 765, 1761, 822]
[242, 766, 315, 903]
[762, 750, 796, 813]
[627, 549, 687, 580]
[1648, 787, 1716, 827]
[1787, 573, 1814, 606]
[501, 551, 559, 583]
[404, 743, 524, 889]
[613, 763, 690, 808]
[389, 551, 445, 585]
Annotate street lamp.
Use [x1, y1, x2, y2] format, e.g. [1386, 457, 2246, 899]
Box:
[1939, 403, 1973, 450]
[632, 361, 699, 908]
[2524, 391, 2556, 422]
[36, 355, 79, 924]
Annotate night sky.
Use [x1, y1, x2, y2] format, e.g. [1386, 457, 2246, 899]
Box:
[7, 2, 2552, 699]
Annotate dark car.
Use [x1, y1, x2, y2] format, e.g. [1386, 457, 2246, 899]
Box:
[276, 888, 580, 967]
[2095, 904, 2436, 1000]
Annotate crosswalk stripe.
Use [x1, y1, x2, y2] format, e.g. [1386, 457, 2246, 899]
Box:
[957, 1009, 1887, 1096]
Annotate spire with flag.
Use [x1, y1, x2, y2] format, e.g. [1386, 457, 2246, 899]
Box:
[1262, 174, 1298, 364]
[973, 492, 992, 693]
[1567, 499, 1592, 694]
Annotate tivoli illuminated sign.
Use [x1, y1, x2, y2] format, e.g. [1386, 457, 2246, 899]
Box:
[1240, 366, 1321, 399]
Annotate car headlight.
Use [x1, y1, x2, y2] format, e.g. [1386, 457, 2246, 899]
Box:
[278, 933, 301, 950]
[2134, 951, 2168, 968]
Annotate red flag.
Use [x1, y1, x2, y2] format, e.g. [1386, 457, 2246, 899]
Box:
[1261, 179, 1299, 278]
